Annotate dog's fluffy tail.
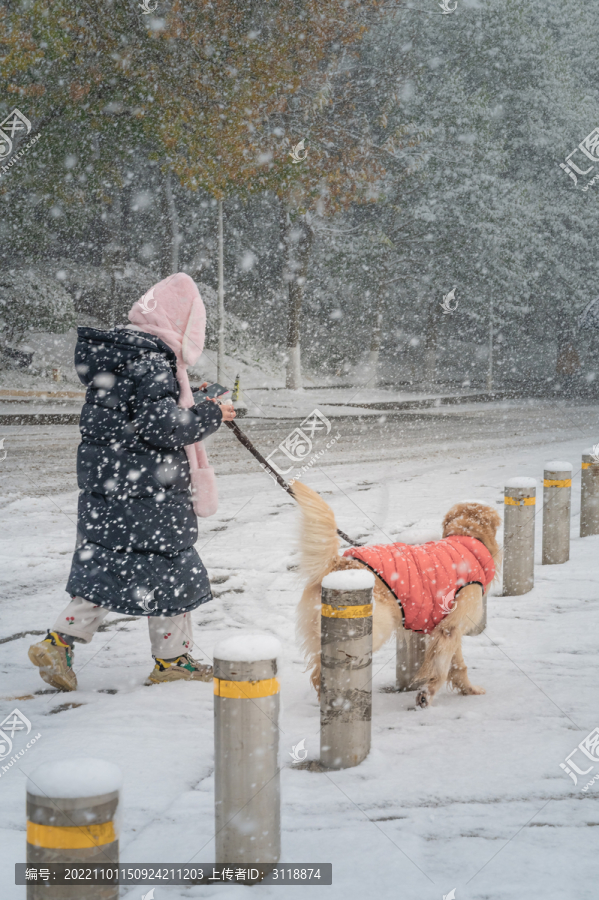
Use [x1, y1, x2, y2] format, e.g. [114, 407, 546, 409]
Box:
[291, 481, 340, 586]
[292, 481, 340, 692]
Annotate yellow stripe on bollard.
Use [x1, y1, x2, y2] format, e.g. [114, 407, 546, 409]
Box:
[321, 603, 373, 618]
[504, 496, 536, 506]
[543, 479, 572, 488]
[581, 462, 599, 469]
[213, 677, 279, 699]
[27, 820, 116, 849]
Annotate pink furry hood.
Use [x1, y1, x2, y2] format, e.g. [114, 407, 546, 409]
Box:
[128, 273, 218, 517]
[128, 272, 206, 374]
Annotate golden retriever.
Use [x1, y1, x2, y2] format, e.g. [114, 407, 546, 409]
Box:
[292, 481, 501, 707]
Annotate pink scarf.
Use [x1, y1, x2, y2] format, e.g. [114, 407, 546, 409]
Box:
[128, 273, 218, 517]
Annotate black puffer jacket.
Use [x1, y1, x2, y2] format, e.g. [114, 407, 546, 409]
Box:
[66, 326, 222, 616]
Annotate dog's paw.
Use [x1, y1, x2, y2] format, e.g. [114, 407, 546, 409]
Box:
[463, 685, 486, 695]
[416, 690, 430, 708]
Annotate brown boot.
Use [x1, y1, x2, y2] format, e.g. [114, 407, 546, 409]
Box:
[146, 653, 213, 685]
[28, 632, 77, 692]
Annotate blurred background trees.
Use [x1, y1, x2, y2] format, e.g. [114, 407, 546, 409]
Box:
[0, 0, 597, 393]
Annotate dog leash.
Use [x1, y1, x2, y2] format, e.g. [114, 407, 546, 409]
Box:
[223, 419, 361, 547]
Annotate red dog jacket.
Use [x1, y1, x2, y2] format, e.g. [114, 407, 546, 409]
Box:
[343, 535, 495, 634]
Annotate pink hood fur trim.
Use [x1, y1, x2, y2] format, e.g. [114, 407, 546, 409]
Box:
[128, 273, 218, 517]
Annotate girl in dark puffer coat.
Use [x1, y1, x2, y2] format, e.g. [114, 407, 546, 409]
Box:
[28, 273, 235, 690]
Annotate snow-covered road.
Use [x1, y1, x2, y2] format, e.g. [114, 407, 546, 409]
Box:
[1, 400, 599, 899]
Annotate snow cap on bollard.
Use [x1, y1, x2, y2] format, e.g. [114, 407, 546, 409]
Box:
[27, 758, 122, 798]
[321, 569, 375, 591]
[544, 460, 573, 473]
[213, 633, 282, 663]
[505, 477, 537, 489]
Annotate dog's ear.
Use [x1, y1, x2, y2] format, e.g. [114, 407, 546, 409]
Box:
[443, 502, 502, 577]
[442, 502, 501, 538]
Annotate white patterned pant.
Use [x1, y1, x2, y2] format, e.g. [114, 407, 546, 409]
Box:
[53, 596, 194, 659]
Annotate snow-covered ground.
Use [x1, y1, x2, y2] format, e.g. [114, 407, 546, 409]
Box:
[1, 407, 599, 899]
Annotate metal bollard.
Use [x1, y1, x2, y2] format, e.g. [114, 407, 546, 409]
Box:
[320, 569, 374, 769]
[26, 758, 121, 900]
[214, 634, 281, 866]
[503, 478, 536, 595]
[466, 593, 487, 636]
[580, 449, 599, 537]
[542, 460, 572, 565]
[396, 629, 427, 690]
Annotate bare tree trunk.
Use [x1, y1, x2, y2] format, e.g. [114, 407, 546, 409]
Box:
[122, 182, 132, 261]
[367, 265, 389, 386]
[217, 199, 225, 383]
[102, 173, 125, 326]
[282, 209, 313, 390]
[487, 295, 494, 391]
[160, 169, 180, 277]
[424, 299, 438, 387]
